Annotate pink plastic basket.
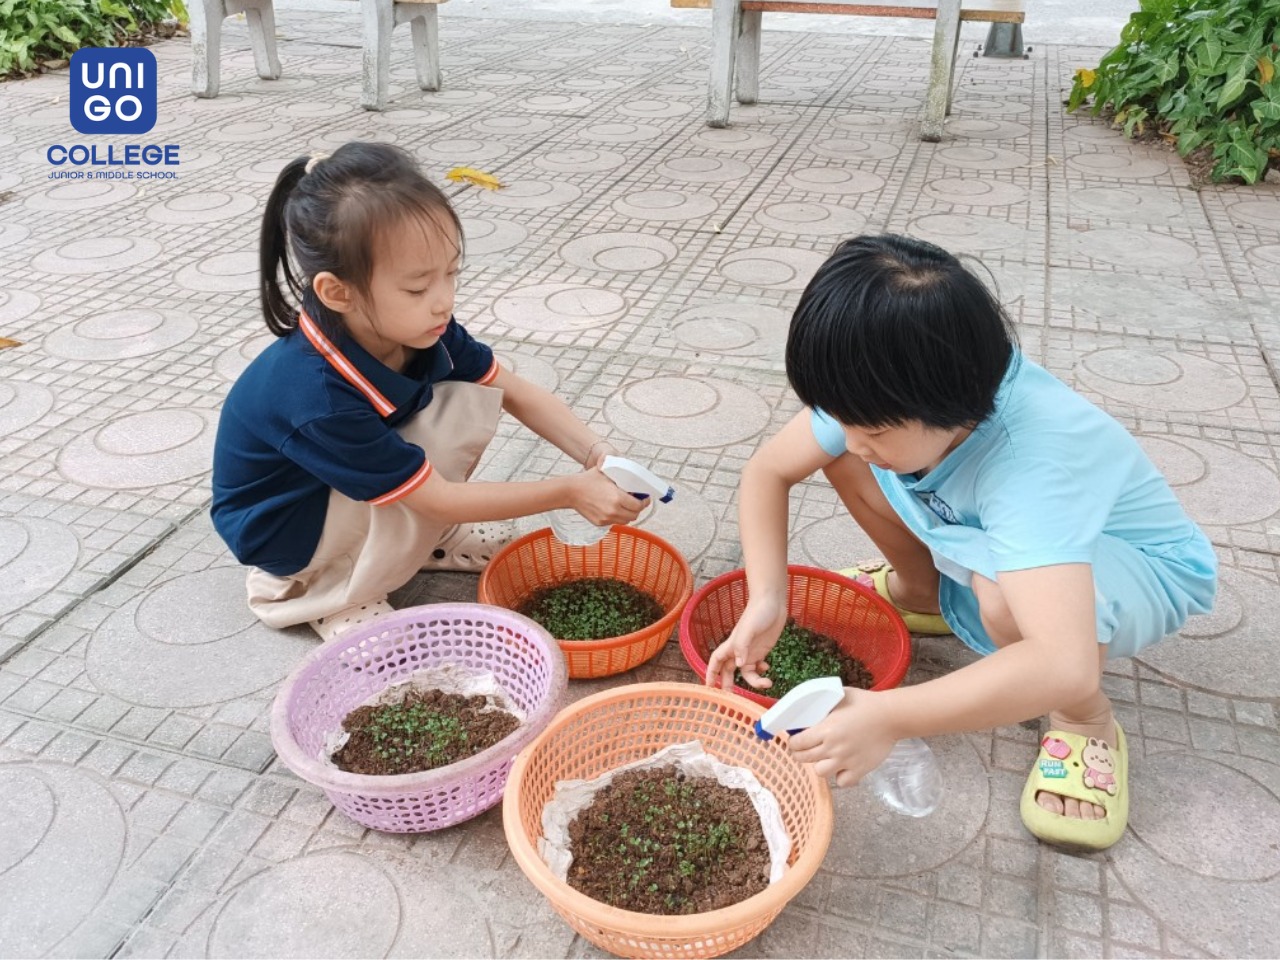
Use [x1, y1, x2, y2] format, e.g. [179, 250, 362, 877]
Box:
[270, 603, 567, 833]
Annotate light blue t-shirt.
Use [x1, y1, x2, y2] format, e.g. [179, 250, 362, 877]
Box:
[811, 353, 1216, 655]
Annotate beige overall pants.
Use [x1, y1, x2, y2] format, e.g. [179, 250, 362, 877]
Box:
[245, 381, 503, 628]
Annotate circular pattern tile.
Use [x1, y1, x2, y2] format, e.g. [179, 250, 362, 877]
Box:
[0, 517, 79, 617]
[1071, 228, 1198, 269]
[88, 566, 310, 707]
[1137, 434, 1280, 527]
[214, 333, 274, 382]
[576, 122, 663, 144]
[533, 149, 627, 174]
[208, 852, 403, 958]
[633, 487, 717, 561]
[168, 147, 224, 173]
[795, 515, 880, 570]
[754, 201, 867, 237]
[923, 177, 1027, 206]
[498, 351, 559, 393]
[460, 217, 528, 256]
[831, 113, 911, 135]
[58, 408, 218, 489]
[207, 119, 294, 143]
[939, 117, 1029, 140]
[1247, 244, 1280, 270]
[470, 71, 537, 86]
[951, 97, 1031, 115]
[493, 283, 628, 332]
[0, 765, 125, 956]
[373, 108, 452, 127]
[936, 145, 1030, 171]
[605, 376, 770, 448]
[44, 309, 199, 362]
[417, 137, 510, 163]
[174, 251, 257, 293]
[810, 137, 899, 161]
[1227, 199, 1280, 230]
[1139, 567, 1280, 698]
[311, 128, 397, 152]
[518, 94, 593, 113]
[424, 88, 497, 105]
[470, 115, 555, 136]
[234, 158, 293, 185]
[33, 236, 161, 276]
[25, 180, 135, 212]
[617, 98, 693, 119]
[718, 247, 827, 290]
[0, 289, 40, 325]
[784, 166, 886, 196]
[1052, 268, 1230, 333]
[145, 190, 257, 225]
[611, 189, 717, 222]
[690, 128, 778, 152]
[277, 99, 351, 120]
[560, 77, 625, 93]
[846, 92, 920, 109]
[656, 156, 752, 184]
[907, 213, 1028, 253]
[1071, 186, 1186, 225]
[1076, 348, 1247, 412]
[731, 105, 801, 125]
[474, 180, 581, 210]
[672, 302, 790, 359]
[561, 232, 679, 272]
[0, 382, 53, 435]
[0, 223, 30, 251]
[1067, 152, 1170, 179]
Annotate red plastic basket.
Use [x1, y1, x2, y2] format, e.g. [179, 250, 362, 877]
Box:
[678, 565, 911, 706]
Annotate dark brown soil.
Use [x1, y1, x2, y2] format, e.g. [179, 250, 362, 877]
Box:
[567, 766, 771, 915]
[332, 687, 519, 776]
[733, 618, 876, 698]
[518, 577, 664, 641]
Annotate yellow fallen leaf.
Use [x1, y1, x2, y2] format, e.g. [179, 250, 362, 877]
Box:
[446, 167, 503, 190]
[1259, 56, 1275, 85]
[1075, 68, 1097, 89]
[0, 337, 22, 350]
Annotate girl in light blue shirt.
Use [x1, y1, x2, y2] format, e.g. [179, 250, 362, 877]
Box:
[706, 234, 1216, 851]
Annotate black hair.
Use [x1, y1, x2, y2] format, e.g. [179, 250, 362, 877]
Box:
[259, 141, 464, 338]
[785, 234, 1018, 430]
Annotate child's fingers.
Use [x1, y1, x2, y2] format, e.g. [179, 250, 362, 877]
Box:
[787, 728, 822, 755]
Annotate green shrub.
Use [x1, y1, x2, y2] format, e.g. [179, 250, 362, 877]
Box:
[1, 0, 188, 77]
[1067, 0, 1280, 184]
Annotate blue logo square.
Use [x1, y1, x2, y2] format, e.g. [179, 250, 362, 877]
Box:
[69, 48, 157, 135]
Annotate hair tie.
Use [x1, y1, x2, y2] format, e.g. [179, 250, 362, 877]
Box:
[305, 152, 329, 175]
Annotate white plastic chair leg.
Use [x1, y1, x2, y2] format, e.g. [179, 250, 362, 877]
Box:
[736, 9, 761, 105]
[361, 0, 395, 110]
[708, 0, 742, 127]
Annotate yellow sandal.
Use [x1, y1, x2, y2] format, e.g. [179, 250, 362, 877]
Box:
[838, 560, 952, 635]
[1019, 724, 1129, 851]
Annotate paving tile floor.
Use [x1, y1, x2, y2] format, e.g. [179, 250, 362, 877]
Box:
[1, 6, 1278, 958]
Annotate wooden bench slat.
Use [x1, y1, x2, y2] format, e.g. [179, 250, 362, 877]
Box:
[672, 0, 1024, 23]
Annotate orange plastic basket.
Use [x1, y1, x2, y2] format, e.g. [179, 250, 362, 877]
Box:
[503, 682, 833, 959]
[679, 565, 912, 707]
[478, 526, 694, 679]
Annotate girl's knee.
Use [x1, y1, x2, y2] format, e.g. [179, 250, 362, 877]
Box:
[972, 573, 1020, 647]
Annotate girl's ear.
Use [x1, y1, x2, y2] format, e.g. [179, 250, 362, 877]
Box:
[312, 271, 355, 315]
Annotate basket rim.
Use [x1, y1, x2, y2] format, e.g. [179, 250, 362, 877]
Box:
[478, 525, 695, 652]
[269, 602, 568, 797]
[502, 681, 835, 936]
[677, 565, 912, 705]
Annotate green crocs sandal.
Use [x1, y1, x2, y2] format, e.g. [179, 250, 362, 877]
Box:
[838, 560, 952, 636]
[1020, 723, 1129, 851]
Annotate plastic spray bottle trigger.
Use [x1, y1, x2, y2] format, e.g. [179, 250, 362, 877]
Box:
[549, 455, 675, 547]
[751, 675, 942, 818]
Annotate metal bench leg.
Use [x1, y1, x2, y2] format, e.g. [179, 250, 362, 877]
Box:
[362, 0, 395, 110]
[921, 0, 961, 141]
[243, 0, 282, 82]
[190, 0, 227, 97]
[707, 0, 741, 127]
[408, 5, 441, 92]
[736, 9, 761, 105]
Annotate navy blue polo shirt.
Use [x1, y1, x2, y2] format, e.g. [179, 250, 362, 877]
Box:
[211, 312, 498, 576]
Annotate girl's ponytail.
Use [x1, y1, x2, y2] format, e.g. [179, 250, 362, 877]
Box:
[259, 157, 309, 337]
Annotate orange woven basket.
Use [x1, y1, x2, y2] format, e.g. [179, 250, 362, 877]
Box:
[503, 682, 833, 959]
[679, 565, 912, 707]
[477, 526, 694, 679]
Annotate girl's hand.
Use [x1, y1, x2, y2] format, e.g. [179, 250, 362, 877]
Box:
[568, 468, 645, 526]
[584, 439, 617, 470]
[705, 597, 787, 691]
[788, 689, 897, 788]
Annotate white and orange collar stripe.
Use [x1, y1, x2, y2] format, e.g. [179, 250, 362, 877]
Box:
[298, 311, 397, 417]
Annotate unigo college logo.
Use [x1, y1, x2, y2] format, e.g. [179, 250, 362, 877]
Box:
[48, 47, 180, 180]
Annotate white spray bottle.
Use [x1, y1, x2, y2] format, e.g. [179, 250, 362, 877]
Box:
[753, 676, 942, 817]
[550, 455, 675, 547]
